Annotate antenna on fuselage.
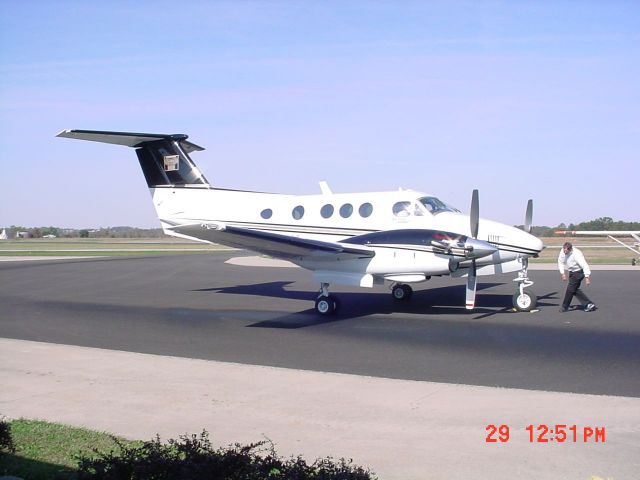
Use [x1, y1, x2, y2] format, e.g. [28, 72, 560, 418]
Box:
[319, 181, 332, 195]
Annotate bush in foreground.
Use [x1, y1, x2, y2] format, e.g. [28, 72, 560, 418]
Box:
[0, 417, 16, 454]
[77, 430, 376, 480]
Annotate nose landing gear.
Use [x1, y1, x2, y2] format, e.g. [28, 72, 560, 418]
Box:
[512, 258, 537, 312]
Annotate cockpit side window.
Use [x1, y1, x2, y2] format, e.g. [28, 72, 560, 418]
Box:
[392, 201, 412, 217]
[419, 197, 460, 214]
[393, 201, 427, 217]
[413, 203, 425, 216]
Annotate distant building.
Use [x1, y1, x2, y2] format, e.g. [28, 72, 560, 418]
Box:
[0, 229, 7, 240]
[16, 231, 32, 239]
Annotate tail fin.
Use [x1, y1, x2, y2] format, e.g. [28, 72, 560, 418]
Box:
[56, 129, 210, 188]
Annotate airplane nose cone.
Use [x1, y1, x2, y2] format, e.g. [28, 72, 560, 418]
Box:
[465, 238, 498, 259]
[522, 233, 544, 255]
[515, 229, 544, 256]
[531, 235, 544, 254]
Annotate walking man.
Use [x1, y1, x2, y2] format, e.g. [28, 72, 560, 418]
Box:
[558, 242, 597, 312]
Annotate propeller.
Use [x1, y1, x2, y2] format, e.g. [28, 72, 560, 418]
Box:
[470, 189, 479, 239]
[466, 189, 479, 310]
[520, 199, 534, 274]
[524, 199, 533, 233]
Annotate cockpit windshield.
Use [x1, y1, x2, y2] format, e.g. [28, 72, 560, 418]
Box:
[419, 196, 460, 214]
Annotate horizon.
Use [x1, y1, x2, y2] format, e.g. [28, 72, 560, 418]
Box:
[3, 215, 638, 232]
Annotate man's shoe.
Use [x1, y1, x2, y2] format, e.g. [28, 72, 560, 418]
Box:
[584, 303, 597, 312]
[559, 306, 568, 312]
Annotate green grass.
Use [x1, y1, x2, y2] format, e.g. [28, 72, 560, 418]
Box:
[0, 238, 235, 257]
[0, 419, 133, 480]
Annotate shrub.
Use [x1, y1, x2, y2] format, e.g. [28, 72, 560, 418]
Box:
[0, 417, 16, 453]
[77, 430, 375, 480]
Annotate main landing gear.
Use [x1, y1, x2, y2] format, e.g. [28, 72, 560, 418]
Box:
[391, 283, 413, 301]
[512, 258, 537, 312]
[315, 283, 340, 316]
[314, 282, 416, 315]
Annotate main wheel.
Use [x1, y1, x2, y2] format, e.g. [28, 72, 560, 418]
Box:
[392, 284, 413, 301]
[315, 295, 338, 315]
[512, 290, 537, 312]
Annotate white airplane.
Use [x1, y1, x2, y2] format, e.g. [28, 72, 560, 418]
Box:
[555, 230, 640, 265]
[57, 129, 544, 314]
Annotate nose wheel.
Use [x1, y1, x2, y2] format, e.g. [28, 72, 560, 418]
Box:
[512, 257, 537, 312]
[513, 289, 537, 312]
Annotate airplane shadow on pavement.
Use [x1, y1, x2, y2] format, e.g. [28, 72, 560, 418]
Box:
[193, 281, 558, 329]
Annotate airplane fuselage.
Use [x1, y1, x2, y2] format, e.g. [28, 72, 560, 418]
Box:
[152, 186, 543, 286]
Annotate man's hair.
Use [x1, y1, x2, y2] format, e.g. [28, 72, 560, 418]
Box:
[563, 242, 573, 250]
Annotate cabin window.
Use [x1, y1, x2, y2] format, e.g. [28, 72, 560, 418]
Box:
[261, 208, 273, 219]
[359, 202, 373, 218]
[292, 205, 305, 220]
[393, 201, 412, 217]
[321, 204, 334, 218]
[339, 203, 353, 218]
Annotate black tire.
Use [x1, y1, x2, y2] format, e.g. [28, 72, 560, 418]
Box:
[315, 295, 337, 315]
[512, 290, 537, 312]
[392, 284, 413, 301]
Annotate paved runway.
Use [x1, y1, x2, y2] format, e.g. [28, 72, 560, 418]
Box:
[1, 253, 639, 397]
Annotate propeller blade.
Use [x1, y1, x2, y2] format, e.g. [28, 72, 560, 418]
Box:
[465, 260, 477, 310]
[470, 189, 479, 239]
[524, 199, 533, 233]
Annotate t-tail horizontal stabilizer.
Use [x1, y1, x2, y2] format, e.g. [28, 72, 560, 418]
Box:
[56, 129, 209, 188]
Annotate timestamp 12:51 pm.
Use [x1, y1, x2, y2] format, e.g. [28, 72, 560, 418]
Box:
[485, 424, 606, 443]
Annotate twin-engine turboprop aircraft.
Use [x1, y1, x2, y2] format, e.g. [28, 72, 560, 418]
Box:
[57, 129, 544, 314]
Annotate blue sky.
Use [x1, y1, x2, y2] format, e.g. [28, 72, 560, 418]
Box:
[1, 0, 638, 228]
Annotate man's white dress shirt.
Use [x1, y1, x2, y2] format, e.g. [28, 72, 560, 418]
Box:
[558, 247, 591, 277]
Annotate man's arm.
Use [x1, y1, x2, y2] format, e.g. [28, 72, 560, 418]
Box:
[558, 251, 567, 280]
[574, 249, 592, 284]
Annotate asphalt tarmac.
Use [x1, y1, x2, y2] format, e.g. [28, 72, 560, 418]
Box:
[1, 253, 639, 397]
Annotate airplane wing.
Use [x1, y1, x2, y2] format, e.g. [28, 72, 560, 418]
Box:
[167, 223, 375, 260]
[555, 230, 640, 255]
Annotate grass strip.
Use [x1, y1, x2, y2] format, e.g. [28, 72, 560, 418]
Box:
[0, 419, 133, 480]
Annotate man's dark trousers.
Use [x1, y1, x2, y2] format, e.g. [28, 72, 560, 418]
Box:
[562, 270, 593, 309]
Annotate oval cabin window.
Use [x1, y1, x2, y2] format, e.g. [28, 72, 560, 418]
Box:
[359, 202, 373, 218]
[340, 203, 353, 218]
[292, 205, 305, 220]
[321, 204, 334, 218]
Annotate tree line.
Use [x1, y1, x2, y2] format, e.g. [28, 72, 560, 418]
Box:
[2, 226, 165, 239]
[3, 216, 638, 239]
